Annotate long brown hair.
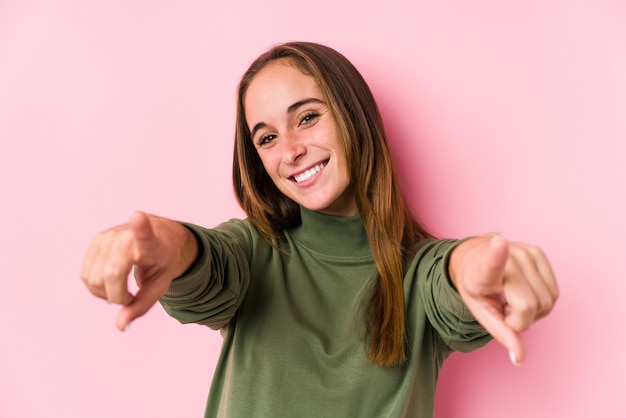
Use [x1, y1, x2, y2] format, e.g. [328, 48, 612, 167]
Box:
[232, 42, 432, 367]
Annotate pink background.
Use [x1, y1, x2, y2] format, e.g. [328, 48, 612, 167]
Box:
[1, 1, 624, 417]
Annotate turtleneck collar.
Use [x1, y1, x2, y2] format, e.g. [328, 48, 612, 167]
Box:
[288, 206, 373, 259]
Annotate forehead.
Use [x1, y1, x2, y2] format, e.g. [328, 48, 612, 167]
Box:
[244, 60, 324, 122]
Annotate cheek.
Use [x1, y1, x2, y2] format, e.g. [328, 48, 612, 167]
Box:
[333, 148, 350, 180]
[258, 153, 280, 179]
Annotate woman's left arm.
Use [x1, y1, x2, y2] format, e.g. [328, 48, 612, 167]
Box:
[448, 234, 559, 365]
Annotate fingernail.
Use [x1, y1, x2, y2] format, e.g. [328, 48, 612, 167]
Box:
[509, 350, 521, 366]
[492, 234, 504, 242]
[123, 322, 131, 332]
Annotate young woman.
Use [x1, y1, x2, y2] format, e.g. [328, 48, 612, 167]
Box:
[81, 42, 558, 417]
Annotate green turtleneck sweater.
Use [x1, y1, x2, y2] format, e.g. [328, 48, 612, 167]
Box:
[160, 208, 491, 418]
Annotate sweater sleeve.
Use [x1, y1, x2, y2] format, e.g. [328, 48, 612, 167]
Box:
[412, 239, 492, 353]
[158, 219, 258, 330]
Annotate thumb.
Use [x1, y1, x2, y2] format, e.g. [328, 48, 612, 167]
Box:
[129, 211, 157, 242]
[483, 234, 509, 285]
[129, 211, 161, 267]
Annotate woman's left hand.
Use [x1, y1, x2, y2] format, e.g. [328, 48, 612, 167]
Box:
[449, 234, 559, 365]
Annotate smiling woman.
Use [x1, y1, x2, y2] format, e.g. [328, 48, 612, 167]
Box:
[80, 42, 558, 418]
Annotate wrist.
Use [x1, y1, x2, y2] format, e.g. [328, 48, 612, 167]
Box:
[448, 236, 477, 291]
[176, 224, 200, 278]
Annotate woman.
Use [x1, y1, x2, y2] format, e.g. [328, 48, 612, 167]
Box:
[81, 42, 558, 417]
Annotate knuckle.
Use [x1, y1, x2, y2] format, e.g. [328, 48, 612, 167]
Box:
[538, 294, 557, 316]
[507, 314, 531, 332]
[103, 264, 127, 283]
[516, 299, 539, 318]
[81, 270, 103, 289]
[81, 277, 107, 299]
[109, 293, 131, 305]
[512, 244, 544, 260]
[80, 273, 90, 284]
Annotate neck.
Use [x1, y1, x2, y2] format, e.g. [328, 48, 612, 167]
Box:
[289, 206, 372, 258]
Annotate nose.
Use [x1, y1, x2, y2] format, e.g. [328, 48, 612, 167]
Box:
[281, 134, 306, 164]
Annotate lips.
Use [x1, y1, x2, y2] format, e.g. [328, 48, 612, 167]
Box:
[291, 160, 328, 183]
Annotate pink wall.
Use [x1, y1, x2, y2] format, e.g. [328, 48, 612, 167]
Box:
[1, 1, 624, 417]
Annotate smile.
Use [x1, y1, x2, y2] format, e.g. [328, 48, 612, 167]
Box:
[292, 161, 328, 183]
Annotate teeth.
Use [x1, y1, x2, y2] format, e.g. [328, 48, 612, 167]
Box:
[294, 162, 326, 183]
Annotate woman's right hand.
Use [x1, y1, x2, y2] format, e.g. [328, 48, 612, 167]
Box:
[80, 211, 198, 331]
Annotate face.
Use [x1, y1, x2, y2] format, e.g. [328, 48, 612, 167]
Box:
[244, 60, 358, 217]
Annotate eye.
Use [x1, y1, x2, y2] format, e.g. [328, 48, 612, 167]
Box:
[257, 133, 277, 147]
[298, 111, 320, 127]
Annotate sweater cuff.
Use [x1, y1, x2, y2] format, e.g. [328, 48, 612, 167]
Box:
[440, 238, 478, 322]
[163, 222, 212, 299]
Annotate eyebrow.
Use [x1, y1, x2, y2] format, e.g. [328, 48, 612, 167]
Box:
[250, 97, 325, 139]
